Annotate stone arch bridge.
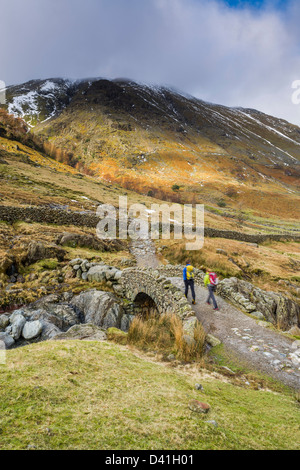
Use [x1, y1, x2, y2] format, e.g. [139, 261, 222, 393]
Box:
[72, 260, 299, 331]
[116, 266, 199, 320]
[71, 261, 202, 336]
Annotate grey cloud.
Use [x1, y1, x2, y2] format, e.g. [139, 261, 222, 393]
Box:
[1, 0, 300, 124]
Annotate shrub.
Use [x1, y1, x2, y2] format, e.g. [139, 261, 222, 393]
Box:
[127, 313, 206, 362]
[225, 187, 238, 198]
[35, 259, 59, 271]
[106, 328, 128, 345]
[217, 199, 227, 208]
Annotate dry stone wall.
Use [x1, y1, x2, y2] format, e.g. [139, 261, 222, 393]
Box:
[1, 205, 300, 244]
[0, 205, 99, 227]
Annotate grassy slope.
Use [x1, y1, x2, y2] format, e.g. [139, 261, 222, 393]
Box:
[157, 237, 300, 295]
[0, 109, 299, 451]
[1, 133, 299, 233]
[0, 134, 299, 301]
[0, 135, 165, 210]
[0, 340, 299, 450]
[31, 79, 300, 221]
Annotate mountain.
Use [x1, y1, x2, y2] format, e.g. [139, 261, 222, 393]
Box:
[2, 77, 300, 219]
[1, 81, 300, 316]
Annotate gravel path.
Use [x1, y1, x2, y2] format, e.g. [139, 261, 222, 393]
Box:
[130, 236, 300, 390]
[130, 237, 160, 268]
[170, 277, 300, 391]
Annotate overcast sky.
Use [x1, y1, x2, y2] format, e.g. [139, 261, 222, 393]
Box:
[1, 0, 300, 125]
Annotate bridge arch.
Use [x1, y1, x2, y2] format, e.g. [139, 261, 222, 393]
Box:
[118, 267, 194, 319]
[133, 292, 159, 318]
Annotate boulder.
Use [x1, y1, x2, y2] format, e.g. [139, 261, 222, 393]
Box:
[22, 320, 43, 340]
[206, 334, 221, 347]
[250, 311, 265, 320]
[217, 277, 300, 329]
[105, 267, 118, 281]
[84, 264, 121, 283]
[269, 292, 300, 330]
[0, 332, 15, 349]
[39, 321, 62, 341]
[24, 241, 66, 265]
[52, 324, 107, 341]
[57, 232, 103, 250]
[69, 258, 83, 267]
[9, 309, 25, 322]
[81, 260, 90, 272]
[10, 314, 26, 340]
[16, 294, 80, 335]
[216, 249, 227, 256]
[120, 314, 135, 332]
[182, 316, 198, 336]
[188, 400, 210, 414]
[70, 289, 125, 330]
[28, 304, 80, 332]
[87, 266, 107, 282]
[0, 315, 10, 330]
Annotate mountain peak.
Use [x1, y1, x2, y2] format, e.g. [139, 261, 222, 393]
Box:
[1, 76, 299, 219]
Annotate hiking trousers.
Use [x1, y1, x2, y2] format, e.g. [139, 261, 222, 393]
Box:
[207, 285, 218, 309]
[184, 279, 195, 301]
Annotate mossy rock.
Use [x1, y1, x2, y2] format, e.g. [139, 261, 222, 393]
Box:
[106, 327, 128, 345]
[33, 258, 59, 271]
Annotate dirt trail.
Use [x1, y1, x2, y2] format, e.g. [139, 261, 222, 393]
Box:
[129, 236, 300, 390]
[130, 237, 160, 268]
[170, 277, 300, 391]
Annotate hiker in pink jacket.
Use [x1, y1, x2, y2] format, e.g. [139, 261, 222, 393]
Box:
[204, 268, 219, 311]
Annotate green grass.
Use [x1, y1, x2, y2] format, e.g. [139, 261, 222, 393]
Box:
[32, 259, 59, 271]
[208, 343, 282, 382]
[0, 340, 299, 450]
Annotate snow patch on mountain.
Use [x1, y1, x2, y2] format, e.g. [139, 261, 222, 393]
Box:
[6, 78, 77, 124]
[238, 110, 300, 147]
[8, 91, 39, 118]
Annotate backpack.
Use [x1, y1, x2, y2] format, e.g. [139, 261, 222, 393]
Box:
[186, 265, 194, 280]
[209, 272, 218, 286]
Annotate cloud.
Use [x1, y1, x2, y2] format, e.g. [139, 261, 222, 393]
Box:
[1, 0, 300, 125]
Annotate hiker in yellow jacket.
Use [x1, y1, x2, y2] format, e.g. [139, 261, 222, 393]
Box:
[204, 268, 219, 311]
[183, 261, 196, 305]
